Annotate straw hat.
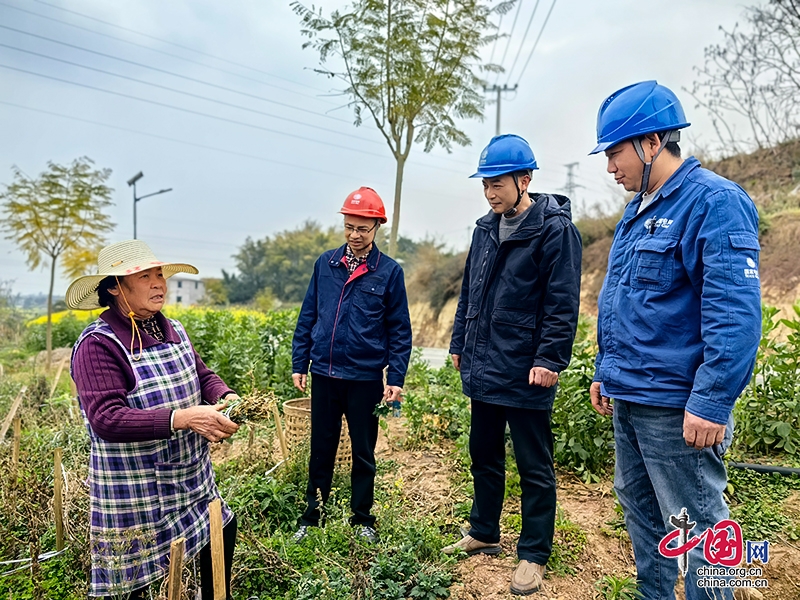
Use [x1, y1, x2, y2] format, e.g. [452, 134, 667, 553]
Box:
[66, 240, 198, 310]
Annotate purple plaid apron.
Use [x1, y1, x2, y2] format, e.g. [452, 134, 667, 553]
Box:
[72, 318, 233, 597]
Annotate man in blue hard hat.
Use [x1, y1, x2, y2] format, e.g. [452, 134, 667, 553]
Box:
[444, 134, 582, 596]
[589, 81, 761, 600]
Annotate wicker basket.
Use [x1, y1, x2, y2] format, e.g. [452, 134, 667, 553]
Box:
[283, 398, 352, 469]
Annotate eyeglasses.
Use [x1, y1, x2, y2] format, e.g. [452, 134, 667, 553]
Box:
[345, 223, 378, 235]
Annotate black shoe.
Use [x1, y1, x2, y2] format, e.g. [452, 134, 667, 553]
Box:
[293, 525, 311, 543]
[356, 525, 378, 543]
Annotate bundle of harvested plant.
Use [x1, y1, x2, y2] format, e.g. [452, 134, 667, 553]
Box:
[224, 388, 277, 425]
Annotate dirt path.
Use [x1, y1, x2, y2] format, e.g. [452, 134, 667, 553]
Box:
[375, 419, 800, 600]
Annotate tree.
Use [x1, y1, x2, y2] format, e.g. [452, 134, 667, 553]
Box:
[688, 0, 800, 154]
[0, 157, 114, 367]
[223, 221, 341, 304]
[293, 0, 501, 257]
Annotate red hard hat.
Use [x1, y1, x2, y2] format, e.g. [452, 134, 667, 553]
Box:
[340, 187, 387, 223]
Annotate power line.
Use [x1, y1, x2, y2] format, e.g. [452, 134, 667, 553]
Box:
[513, 0, 557, 85]
[488, 13, 504, 65]
[493, 0, 524, 85]
[0, 24, 354, 125]
[29, 0, 325, 93]
[1, 61, 477, 173]
[0, 0, 338, 105]
[0, 99, 473, 200]
[0, 62, 394, 157]
[505, 0, 541, 84]
[0, 42, 383, 146]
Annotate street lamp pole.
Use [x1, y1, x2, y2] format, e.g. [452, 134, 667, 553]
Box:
[126, 172, 172, 239]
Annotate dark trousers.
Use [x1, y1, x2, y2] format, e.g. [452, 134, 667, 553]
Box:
[301, 374, 383, 527]
[468, 400, 556, 565]
[110, 516, 237, 600]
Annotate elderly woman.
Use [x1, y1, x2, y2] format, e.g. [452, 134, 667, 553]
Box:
[67, 240, 240, 600]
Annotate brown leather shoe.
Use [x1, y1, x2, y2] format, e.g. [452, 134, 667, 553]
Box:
[441, 534, 501, 556]
[510, 560, 545, 595]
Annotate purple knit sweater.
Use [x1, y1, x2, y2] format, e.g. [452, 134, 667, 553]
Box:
[72, 308, 234, 443]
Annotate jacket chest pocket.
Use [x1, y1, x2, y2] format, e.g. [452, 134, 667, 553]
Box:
[355, 282, 386, 312]
[630, 236, 679, 291]
[728, 232, 760, 286]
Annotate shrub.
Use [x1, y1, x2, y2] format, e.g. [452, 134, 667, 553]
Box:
[734, 304, 800, 457]
[551, 317, 614, 482]
[402, 351, 470, 448]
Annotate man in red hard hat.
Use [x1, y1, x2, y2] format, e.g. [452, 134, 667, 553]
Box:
[291, 187, 412, 543]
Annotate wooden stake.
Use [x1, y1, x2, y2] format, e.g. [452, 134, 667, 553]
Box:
[166, 537, 186, 600]
[48, 354, 69, 400]
[248, 424, 255, 451]
[208, 498, 225, 600]
[11, 418, 21, 471]
[270, 403, 289, 461]
[0, 385, 27, 440]
[54, 448, 64, 551]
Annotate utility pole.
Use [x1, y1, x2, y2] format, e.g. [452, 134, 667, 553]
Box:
[561, 162, 585, 200]
[484, 84, 518, 136]
[127, 171, 173, 239]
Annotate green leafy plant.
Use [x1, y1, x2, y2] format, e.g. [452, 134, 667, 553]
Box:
[727, 467, 800, 540]
[402, 351, 470, 448]
[547, 508, 587, 576]
[551, 317, 614, 482]
[409, 569, 451, 600]
[594, 574, 643, 600]
[735, 304, 800, 456]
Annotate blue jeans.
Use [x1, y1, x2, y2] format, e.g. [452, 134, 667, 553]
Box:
[613, 400, 734, 600]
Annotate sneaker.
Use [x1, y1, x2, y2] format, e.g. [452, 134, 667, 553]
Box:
[510, 560, 545, 596]
[441, 534, 501, 556]
[356, 525, 378, 543]
[292, 525, 311, 543]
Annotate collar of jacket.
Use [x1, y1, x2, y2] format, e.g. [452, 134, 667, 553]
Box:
[329, 242, 381, 272]
[632, 156, 701, 209]
[474, 193, 571, 240]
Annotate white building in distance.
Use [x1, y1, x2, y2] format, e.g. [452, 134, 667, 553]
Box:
[166, 274, 205, 307]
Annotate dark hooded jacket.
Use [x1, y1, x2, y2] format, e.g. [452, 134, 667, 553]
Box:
[449, 194, 582, 408]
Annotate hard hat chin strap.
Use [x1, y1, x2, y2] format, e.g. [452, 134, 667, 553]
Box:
[632, 130, 680, 194]
[504, 172, 525, 218]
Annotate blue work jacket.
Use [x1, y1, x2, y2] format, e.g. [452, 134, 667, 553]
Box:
[595, 157, 762, 424]
[292, 243, 412, 387]
[450, 194, 583, 409]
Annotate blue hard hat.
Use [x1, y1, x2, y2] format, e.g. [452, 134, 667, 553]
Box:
[470, 134, 539, 178]
[589, 81, 690, 155]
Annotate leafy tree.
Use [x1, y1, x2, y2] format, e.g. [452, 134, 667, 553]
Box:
[223, 221, 341, 304]
[0, 157, 114, 367]
[200, 278, 229, 306]
[293, 0, 500, 257]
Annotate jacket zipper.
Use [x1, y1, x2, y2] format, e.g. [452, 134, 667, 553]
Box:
[328, 259, 372, 377]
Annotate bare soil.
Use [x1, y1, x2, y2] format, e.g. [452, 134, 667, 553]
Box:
[375, 419, 800, 600]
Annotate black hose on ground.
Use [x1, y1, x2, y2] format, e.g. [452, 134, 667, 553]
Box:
[728, 461, 800, 476]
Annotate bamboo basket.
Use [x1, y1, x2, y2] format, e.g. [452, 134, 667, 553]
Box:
[283, 398, 352, 469]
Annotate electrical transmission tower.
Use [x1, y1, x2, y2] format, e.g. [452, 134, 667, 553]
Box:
[484, 84, 518, 136]
[561, 162, 585, 200]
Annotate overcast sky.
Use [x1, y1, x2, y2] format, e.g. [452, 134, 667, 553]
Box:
[0, 0, 749, 296]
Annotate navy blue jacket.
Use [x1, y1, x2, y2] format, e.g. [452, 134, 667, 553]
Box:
[595, 157, 761, 424]
[450, 194, 583, 409]
[292, 243, 412, 387]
